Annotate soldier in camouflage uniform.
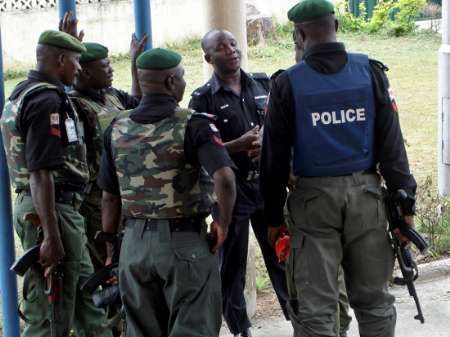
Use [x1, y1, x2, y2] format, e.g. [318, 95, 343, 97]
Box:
[97, 48, 237, 337]
[69, 37, 145, 271]
[0, 30, 112, 337]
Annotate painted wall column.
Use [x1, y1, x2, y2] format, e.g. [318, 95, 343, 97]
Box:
[0, 25, 21, 337]
[438, 0, 450, 195]
[133, 0, 153, 50]
[58, 0, 77, 19]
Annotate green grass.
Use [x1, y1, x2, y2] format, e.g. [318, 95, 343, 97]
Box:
[4, 31, 440, 186]
[3, 29, 442, 300]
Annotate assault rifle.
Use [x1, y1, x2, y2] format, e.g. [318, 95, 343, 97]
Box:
[383, 188, 428, 324]
[10, 244, 40, 276]
[10, 213, 64, 335]
[45, 263, 64, 337]
[81, 231, 123, 309]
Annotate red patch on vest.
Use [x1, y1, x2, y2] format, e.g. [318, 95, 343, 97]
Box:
[50, 127, 61, 138]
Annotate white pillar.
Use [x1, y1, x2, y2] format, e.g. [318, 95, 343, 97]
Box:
[438, 0, 450, 195]
[203, 0, 248, 80]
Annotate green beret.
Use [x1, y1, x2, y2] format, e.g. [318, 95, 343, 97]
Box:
[80, 42, 109, 63]
[288, 0, 335, 23]
[136, 48, 182, 70]
[38, 30, 86, 53]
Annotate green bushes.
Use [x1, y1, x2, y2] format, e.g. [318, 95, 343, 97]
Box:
[336, 0, 427, 36]
[416, 177, 450, 258]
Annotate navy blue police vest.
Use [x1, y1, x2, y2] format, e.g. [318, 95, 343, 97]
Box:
[287, 53, 375, 177]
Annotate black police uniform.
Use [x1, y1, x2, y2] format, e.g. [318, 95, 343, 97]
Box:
[189, 70, 289, 335]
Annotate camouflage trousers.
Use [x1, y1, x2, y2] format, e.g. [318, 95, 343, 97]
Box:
[14, 193, 112, 337]
[285, 172, 396, 337]
[119, 218, 222, 337]
[79, 184, 105, 272]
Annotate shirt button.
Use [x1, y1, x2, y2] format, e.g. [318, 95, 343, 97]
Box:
[242, 98, 245, 102]
[250, 122, 254, 126]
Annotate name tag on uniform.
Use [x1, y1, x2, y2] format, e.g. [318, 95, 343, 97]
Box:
[65, 118, 78, 143]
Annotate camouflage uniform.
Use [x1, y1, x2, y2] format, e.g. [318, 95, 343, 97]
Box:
[98, 101, 231, 337]
[0, 76, 112, 337]
[70, 88, 138, 270]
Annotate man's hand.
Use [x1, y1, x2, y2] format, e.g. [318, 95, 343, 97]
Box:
[208, 221, 228, 253]
[268, 225, 284, 248]
[394, 215, 415, 243]
[130, 33, 148, 64]
[237, 126, 260, 152]
[39, 235, 65, 269]
[59, 11, 84, 41]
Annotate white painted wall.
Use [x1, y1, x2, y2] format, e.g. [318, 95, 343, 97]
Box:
[0, 0, 297, 68]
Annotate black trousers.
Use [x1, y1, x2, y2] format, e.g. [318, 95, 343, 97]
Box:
[218, 183, 289, 334]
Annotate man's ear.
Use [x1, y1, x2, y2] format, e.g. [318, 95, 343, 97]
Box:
[81, 67, 91, 79]
[165, 75, 175, 91]
[57, 53, 66, 67]
[204, 53, 212, 64]
[335, 19, 339, 33]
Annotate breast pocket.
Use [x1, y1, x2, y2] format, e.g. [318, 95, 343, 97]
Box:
[215, 105, 239, 140]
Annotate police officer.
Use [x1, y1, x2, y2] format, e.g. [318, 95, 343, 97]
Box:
[0, 30, 112, 337]
[98, 48, 237, 337]
[69, 37, 145, 271]
[260, 1, 417, 336]
[189, 29, 289, 337]
[272, 29, 352, 337]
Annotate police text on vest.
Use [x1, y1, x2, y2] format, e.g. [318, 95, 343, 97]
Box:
[311, 108, 366, 126]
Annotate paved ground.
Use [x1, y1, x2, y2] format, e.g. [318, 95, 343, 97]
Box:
[220, 261, 450, 337]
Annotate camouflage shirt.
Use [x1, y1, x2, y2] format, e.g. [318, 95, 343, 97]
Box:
[0, 71, 89, 191]
[69, 87, 139, 183]
[98, 94, 233, 219]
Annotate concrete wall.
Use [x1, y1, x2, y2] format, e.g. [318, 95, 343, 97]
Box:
[0, 0, 297, 68]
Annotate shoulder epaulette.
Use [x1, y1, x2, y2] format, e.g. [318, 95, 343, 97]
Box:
[190, 111, 217, 122]
[369, 59, 389, 72]
[191, 83, 212, 97]
[249, 72, 270, 81]
[270, 69, 285, 81]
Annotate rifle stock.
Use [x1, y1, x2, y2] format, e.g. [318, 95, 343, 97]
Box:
[382, 187, 428, 324]
[10, 244, 40, 276]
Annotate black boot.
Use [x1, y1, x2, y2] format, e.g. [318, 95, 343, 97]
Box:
[234, 329, 252, 337]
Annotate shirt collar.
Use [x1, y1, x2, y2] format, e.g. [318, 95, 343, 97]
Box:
[130, 94, 179, 123]
[28, 70, 65, 92]
[209, 69, 252, 95]
[72, 85, 107, 102]
[303, 42, 346, 61]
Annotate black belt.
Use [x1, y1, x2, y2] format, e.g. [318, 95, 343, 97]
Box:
[299, 168, 377, 178]
[125, 217, 205, 233]
[17, 189, 80, 205]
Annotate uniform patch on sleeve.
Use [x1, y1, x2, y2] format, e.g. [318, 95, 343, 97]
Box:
[50, 127, 61, 138]
[50, 113, 60, 125]
[388, 87, 398, 113]
[213, 135, 223, 146]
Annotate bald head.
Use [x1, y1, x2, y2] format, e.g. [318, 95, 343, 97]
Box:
[137, 64, 186, 102]
[201, 29, 235, 53]
[201, 29, 241, 75]
[294, 14, 338, 50]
